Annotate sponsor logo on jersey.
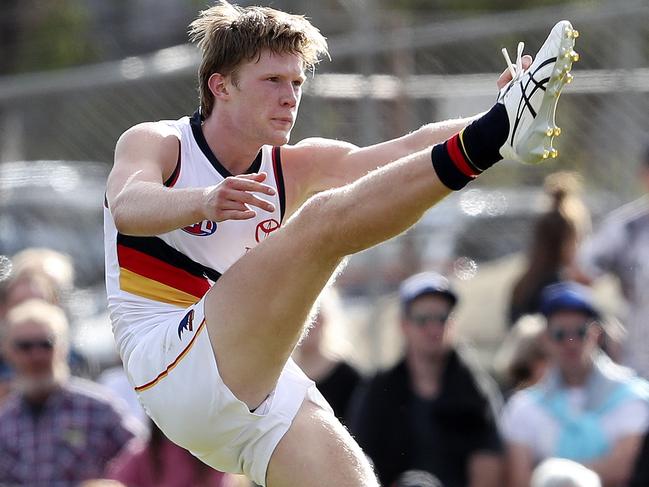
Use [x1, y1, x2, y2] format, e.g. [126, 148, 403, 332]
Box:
[177, 309, 195, 339]
[255, 218, 280, 243]
[182, 220, 218, 236]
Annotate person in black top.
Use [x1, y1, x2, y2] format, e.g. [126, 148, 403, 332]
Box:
[349, 272, 504, 487]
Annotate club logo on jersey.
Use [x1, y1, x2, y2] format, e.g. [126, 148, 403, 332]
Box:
[182, 220, 218, 236]
[177, 309, 195, 340]
[255, 218, 280, 243]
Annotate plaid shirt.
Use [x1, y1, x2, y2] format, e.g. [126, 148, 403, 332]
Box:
[0, 378, 141, 487]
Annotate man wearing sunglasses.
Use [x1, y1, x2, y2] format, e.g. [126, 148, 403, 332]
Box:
[0, 299, 142, 486]
[349, 272, 504, 487]
[501, 281, 649, 487]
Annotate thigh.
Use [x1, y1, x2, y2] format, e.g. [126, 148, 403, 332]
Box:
[203, 203, 344, 408]
[266, 400, 379, 487]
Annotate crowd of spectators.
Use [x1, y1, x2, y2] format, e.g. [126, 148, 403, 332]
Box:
[1, 149, 649, 487]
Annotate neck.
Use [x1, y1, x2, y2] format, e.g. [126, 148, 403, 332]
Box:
[561, 361, 592, 387]
[202, 113, 263, 175]
[406, 349, 447, 399]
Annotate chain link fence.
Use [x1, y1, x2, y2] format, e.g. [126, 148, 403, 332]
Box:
[1, 0, 648, 368]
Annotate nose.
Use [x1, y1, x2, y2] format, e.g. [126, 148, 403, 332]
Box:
[280, 82, 299, 107]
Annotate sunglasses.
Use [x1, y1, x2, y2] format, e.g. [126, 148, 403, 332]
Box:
[548, 323, 592, 343]
[13, 338, 55, 353]
[408, 312, 450, 327]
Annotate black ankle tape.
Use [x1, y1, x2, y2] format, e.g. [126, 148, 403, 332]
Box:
[431, 144, 475, 190]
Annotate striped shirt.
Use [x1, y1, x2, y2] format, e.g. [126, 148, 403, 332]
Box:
[0, 378, 141, 487]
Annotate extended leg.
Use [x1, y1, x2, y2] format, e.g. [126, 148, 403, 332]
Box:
[205, 148, 448, 407]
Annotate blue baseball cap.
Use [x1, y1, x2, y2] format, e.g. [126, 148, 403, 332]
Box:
[539, 281, 600, 319]
[399, 272, 458, 310]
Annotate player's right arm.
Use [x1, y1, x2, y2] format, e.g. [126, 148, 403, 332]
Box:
[107, 122, 276, 236]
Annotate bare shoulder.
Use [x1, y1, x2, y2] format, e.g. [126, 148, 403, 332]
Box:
[286, 137, 358, 157]
[116, 121, 179, 153]
[281, 136, 358, 173]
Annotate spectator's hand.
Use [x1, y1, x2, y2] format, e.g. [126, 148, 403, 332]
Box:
[203, 172, 276, 221]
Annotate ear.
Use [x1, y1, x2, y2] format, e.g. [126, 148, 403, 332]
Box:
[208, 73, 230, 101]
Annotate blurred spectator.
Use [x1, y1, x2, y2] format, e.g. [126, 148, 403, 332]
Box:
[531, 458, 601, 487]
[293, 286, 362, 424]
[393, 469, 445, 487]
[627, 428, 649, 487]
[0, 247, 75, 318]
[574, 145, 649, 378]
[0, 299, 142, 486]
[107, 419, 239, 487]
[509, 171, 591, 325]
[349, 272, 504, 487]
[501, 282, 649, 487]
[0, 247, 93, 378]
[493, 314, 549, 397]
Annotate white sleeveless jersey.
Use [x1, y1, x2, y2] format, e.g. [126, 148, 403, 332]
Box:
[104, 111, 286, 358]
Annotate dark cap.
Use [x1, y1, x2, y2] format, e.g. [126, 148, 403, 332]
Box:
[539, 281, 600, 320]
[399, 272, 457, 310]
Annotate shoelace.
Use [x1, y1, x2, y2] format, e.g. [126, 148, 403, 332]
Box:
[501, 41, 525, 83]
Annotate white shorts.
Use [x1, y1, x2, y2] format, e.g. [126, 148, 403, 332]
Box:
[123, 298, 332, 486]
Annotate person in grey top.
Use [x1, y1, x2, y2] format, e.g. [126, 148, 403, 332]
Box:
[575, 145, 649, 379]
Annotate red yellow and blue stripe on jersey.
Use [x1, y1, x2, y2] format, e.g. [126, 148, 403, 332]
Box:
[117, 234, 221, 307]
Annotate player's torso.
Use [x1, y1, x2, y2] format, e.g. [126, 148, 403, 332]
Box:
[157, 112, 285, 275]
[104, 111, 286, 317]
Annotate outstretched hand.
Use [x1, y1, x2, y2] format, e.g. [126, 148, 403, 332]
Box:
[203, 172, 276, 222]
[497, 54, 533, 89]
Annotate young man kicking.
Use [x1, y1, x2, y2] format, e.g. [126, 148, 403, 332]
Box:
[104, 2, 578, 485]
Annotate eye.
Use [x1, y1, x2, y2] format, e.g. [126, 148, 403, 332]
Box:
[293, 79, 305, 88]
[266, 76, 279, 82]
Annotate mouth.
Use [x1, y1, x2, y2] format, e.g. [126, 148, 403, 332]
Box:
[272, 118, 293, 127]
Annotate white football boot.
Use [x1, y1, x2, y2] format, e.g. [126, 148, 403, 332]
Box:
[498, 20, 579, 164]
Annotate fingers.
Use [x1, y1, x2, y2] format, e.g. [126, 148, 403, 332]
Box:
[220, 209, 257, 220]
[227, 176, 276, 197]
[496, 54, 534, 89]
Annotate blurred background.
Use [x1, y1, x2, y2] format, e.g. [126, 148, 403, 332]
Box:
[1, 0, 648, 372]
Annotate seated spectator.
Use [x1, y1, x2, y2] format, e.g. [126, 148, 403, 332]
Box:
[293, 286, 362, 424]
[493, 314, 549, 397]
[0, 299, 142, 486]
[0, 247, 93, 378]
[509, 171, 591, 325]
[572, 144, 649, 379]
[531, 458, 601, 487]
[628, 428, 649, 487]
[107, 419, 239, 487]
[349, 272, 504, 487]
[501, 282, 649, 487]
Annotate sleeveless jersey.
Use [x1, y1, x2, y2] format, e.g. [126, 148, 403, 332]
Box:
[104, 111, 286, 359]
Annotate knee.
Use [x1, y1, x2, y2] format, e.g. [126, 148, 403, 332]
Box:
[293, 190, 346, 250]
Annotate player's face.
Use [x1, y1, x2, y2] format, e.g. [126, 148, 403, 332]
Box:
[403, 294, 453, 360]
[227, 50, 305, 146]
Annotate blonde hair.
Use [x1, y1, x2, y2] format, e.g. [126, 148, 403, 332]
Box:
[11, 247, 75, 295]
[189, 0, 328, 117]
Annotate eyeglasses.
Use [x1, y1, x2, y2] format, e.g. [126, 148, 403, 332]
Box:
[13, 338, 55, 353]
[408, 312, 450, 327]
[548, 323, 592, 343]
